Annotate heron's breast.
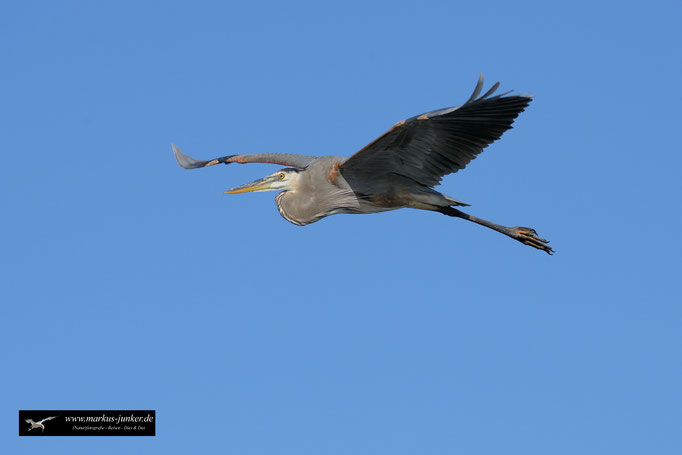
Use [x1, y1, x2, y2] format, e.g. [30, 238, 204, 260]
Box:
[275, 191, 325, 226]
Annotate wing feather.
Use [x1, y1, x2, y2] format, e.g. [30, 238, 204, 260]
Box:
[465, 73, 485, 103]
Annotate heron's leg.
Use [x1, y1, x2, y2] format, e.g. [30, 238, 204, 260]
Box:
[440, 207, 553, 254]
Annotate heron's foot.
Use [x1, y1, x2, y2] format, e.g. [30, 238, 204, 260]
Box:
[510, 227, 553, 255]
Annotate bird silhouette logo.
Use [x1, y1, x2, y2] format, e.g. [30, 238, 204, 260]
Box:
[24, 415, 58, 432]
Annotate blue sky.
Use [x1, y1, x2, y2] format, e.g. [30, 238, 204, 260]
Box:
[2, 0, 680, 453]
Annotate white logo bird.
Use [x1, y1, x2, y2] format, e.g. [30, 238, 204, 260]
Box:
[24, 415, 58, 432]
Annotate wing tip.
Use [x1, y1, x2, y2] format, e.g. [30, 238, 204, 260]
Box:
[468, 75, 538, 102]
[466, 74, 485, 103]
[172, 144, 211, 169]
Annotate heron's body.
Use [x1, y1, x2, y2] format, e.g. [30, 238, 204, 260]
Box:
[173, 75, 553, 254]
[275, 156, 465, 225]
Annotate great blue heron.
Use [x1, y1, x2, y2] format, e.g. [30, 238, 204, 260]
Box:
[173, 75, 552, 254]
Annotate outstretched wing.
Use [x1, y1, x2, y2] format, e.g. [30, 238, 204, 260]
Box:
[24, 419, 35, 424]
[38, 416, 57, 424]
[173, 145, 316, 170]
[340, 74, 532, 189]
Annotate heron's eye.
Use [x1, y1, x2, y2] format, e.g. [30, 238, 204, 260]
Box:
[278, 173, 285, 180]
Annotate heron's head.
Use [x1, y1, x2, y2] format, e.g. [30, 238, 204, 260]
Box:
[223, 168, 300, 194]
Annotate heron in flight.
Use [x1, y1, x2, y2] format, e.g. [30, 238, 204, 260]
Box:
[25, 416, 57, 432]
[173, 75, 552, 254]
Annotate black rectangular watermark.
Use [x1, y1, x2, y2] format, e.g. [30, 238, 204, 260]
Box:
[19, 410, 155, 436]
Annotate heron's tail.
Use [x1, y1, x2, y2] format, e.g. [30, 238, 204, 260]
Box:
[443, 194, 470, 207]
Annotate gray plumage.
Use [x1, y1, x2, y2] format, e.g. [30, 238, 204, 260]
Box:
[173, 75, 552, 254]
